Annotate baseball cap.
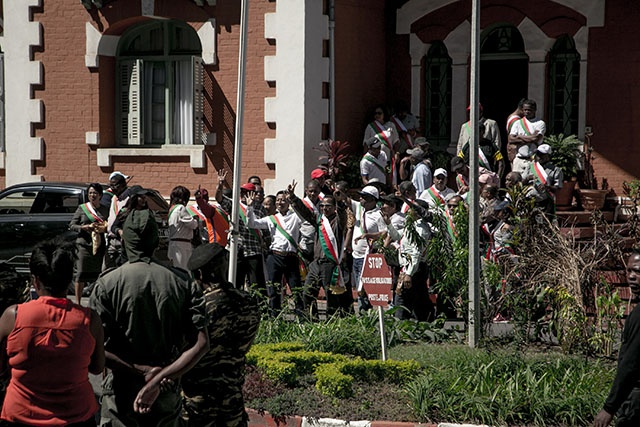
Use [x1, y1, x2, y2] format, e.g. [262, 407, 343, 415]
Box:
[414, 137, 429, 148]
[451, 156, 465, 171]
[407, 147, 425, 160]
[434, 168, 448, 178]
[311, 168, 326, 180]
[358, 185, 379, 200]
[240, 183, 256, 191]
[365, 137, 382, 148]
[109, 171, 129, 181]
[537, 144, 552, 155]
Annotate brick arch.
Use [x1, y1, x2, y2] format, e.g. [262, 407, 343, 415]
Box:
[409, 0, 585, 44]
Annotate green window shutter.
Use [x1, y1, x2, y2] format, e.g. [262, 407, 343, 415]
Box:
[192, 56, 204, 145]
[118, 59, 144, 145]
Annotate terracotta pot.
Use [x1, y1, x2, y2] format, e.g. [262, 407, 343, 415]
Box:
[555, 179, 577, 209]
[577, 189, 609, 211]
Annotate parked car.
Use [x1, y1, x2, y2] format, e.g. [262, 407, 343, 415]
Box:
[0, 182, 169, 275]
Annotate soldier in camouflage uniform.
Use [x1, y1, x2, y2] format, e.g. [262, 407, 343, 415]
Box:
[183, 243, 261, 427]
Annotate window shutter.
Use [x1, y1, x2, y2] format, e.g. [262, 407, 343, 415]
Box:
[118, 59, 144, 145]
[192, 56, 204, 145]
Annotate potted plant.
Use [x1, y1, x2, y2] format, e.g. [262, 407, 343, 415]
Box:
[544, 133, 582, 209]
[576, 132, 610, 211]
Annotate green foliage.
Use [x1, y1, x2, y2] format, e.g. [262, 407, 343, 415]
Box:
[315, 363, 354, 398]
[397, 344, 614, 426]
[544, 133, 583, 179]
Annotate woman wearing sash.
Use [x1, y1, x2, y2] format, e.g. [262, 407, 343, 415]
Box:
[69, 183, 109, 304]
[363, 105, 399, 183]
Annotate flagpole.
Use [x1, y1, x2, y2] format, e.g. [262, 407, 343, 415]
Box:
[468, 0, 481, 348]
[228, 0, 249, 286]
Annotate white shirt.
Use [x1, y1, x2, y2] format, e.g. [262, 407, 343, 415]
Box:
[510, 117, 546, 140]
[247, 208, 303, 253]
[360, 151, 388, 184]
[412, 162, 432, 195]
[351, 200, 387, 259]
[419, 186, 456, 209]
[168, 204, 198, 240]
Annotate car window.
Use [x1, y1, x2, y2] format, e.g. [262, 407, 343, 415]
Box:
[0, 190, 40, 214]
[32, 189, 83, 214]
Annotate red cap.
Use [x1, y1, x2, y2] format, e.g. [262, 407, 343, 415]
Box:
[240, 183, 256, 191]
[466, 103, 483, 111]
[311, 168, 326, 180]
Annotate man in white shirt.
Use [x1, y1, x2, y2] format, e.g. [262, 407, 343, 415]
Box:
[348, 185, 387, 311]
[419, 168, 456, 209]
[507, 98, 546, 163]
[246, 184, 304, 316]
[360, 137, 388, 185]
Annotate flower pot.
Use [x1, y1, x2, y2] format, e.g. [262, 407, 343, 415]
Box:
[577, 189, 609, 211]
[555, 180, 577, 210]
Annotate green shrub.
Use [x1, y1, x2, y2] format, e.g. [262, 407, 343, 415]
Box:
[315, 363, 354, 398]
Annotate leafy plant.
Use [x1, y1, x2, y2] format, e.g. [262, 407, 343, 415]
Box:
[314, 139, 354, 182]
[544, 133, 583, 179]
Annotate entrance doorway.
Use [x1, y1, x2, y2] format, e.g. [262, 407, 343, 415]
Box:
[479, 24, 529, 147]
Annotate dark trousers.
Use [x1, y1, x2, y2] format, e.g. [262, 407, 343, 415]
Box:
[304, 259, 343, 319]
[266, 253, 303, 316]
[2, 420, 96, 427]
[394, 262, 434, 321]
[617, 387, 640, 427]
[236, 253, 266, 292]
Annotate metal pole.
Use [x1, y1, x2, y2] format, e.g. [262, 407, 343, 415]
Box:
[228, 0, 249, 285]
[378, 305, 388, 361]
[468, 0, 481, 348]
[328, 0, 336, 140]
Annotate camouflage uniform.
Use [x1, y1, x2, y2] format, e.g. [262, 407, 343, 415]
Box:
[181, 281, 260, 427]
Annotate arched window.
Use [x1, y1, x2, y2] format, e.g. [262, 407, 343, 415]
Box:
[548, 35, 580, 135]
[117, 20, 203, 146]
[424, 41, 452, 151]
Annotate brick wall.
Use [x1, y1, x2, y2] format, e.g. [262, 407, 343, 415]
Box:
[28, 0, 274, 197]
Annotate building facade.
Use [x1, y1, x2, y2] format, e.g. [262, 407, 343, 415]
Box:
[0, 0, 638, 196]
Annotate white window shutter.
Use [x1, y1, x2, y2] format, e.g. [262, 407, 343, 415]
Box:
[192, 56, 204, 145]
[118, 59, 143, 145]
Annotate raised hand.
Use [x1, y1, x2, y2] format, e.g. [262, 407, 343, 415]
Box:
[243, 191, 256, 206]
[216, 169, 227, 187]
[286, 180, 297, 196]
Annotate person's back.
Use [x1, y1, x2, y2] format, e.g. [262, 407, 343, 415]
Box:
[3, 298, 97, 426]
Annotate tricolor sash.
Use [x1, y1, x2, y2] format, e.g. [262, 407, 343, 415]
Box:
[530, 162, 548, 186]
[506, 115, 520, 133]
[478, 147, 491, 171]
[187, 205, 206, 221]
[302, 197, 319, 214]
[426, 186, 445, 207]
[456, 174, 468, 190]
[519, 118, 532, 136]
[401, 202, 411, 214]
[268, 214, 301, 255]
[318, 215, 345, 289]
[363, 153, 386, 175]
[391, 116, 412, 148]
[80, 203, 104, 223]
[444, 210, 457, 239]
[169, 204, 182, 221]
[369, 121, 392, 150]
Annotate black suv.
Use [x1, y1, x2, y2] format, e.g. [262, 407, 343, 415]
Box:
[0, 182, 169, 275]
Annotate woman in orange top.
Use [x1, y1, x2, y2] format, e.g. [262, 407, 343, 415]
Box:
[0, 238, 105, 426]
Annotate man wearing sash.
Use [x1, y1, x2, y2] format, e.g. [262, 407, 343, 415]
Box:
[508, 99, 546, 163]
[407, 147, 432, 195]
[288, 190, 351, 318]
[246, 184, 305, 316]
[419, 168, 455, 209]
[529, 143, 563, 214]
[360, 137, 388, 186]
[398, 181, 417, 214]
[456, 103, 502, 154]
[348, 186, 387, 312]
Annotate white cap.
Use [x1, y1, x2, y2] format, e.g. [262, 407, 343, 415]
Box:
[537, 143, 552, 155]
[434, 168, 448, 178]
[517, 145, 531, 158]
[358, 185, 379, 200]
[109, 171, 129, 181]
